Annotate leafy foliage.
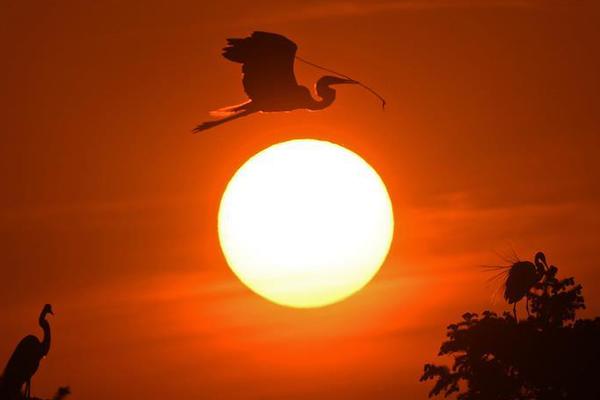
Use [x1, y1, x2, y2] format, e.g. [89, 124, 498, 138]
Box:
[421, 262, 600, 399]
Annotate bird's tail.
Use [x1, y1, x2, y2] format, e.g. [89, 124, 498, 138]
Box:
[209, 100, 252, 117]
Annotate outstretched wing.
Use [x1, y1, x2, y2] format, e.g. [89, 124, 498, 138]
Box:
[222, 31, 299, 102]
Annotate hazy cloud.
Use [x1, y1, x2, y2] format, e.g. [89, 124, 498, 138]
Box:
[238, 0, 537, 25]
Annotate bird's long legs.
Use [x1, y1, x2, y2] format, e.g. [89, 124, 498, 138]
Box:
[526, 296, 530, 318]
[193, 109, 254, 133]
[513, 303, 517, 321]
[25, 380, 30, 400]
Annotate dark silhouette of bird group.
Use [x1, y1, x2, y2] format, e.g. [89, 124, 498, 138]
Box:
[193, 31, 362, 132]
[1, 304, 53, 400]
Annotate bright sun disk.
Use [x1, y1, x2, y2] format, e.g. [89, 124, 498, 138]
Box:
[218, 139, 394, 308]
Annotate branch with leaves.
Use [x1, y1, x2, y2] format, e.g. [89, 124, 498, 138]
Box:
[421, 258, 600, 399]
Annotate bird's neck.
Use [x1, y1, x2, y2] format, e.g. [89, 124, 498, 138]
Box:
[308, 83, 336, 110]
[534, 261, 546, 278]
[39, 313, 51, 356]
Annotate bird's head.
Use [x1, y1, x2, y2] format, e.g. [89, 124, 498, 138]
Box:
[42, 304, 54, 316]
[534, 252, 548, 275]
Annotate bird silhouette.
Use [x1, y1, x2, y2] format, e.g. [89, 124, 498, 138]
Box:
[193, 31, 360, 133]
[485, 252, 548, 320]
[1, 304, 53, 400]
[503, 252, 548, 319]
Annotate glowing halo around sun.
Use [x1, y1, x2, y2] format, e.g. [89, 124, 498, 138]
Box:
[218, 139, 394, 308]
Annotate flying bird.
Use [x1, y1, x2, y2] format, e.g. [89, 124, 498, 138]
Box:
[1, 304, 53, 400]
[193, 31, 384, 133]
[485, 252, 549, 320]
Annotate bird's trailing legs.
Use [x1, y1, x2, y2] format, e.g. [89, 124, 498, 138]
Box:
[25, 380, 31, 400]
[526, 296, 531, 318]
[193, 110, 254, 133]
[513, 303, 518, 321]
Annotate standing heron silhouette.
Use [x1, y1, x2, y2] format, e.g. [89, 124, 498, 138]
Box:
[193, 31, 386, 132]
[485, 252, 549, 320]
[1, 304, 53, 400]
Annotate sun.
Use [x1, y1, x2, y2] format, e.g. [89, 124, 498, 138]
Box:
[218, 139, 394, 308]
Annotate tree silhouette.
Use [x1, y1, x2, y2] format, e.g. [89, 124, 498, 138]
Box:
[0, 385, 69, 400]
[421, 260, 600, 399]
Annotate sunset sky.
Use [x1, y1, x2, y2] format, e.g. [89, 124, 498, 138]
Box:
[1, 1, 599, 398]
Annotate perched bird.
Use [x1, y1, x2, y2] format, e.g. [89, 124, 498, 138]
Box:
[193, 31, 362, 132]
[485, 252, 548, 320]
[504, 252, 548, 319]
[1, 304, 53, 400]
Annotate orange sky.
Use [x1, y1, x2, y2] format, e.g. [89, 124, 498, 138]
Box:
[1, 1, 599, 398]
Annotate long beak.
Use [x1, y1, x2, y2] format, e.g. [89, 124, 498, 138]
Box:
[337, 78, 358, 85]
[328, 77, 359, 85]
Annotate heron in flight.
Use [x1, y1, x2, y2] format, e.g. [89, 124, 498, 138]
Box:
[193, 31, 383, 133]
